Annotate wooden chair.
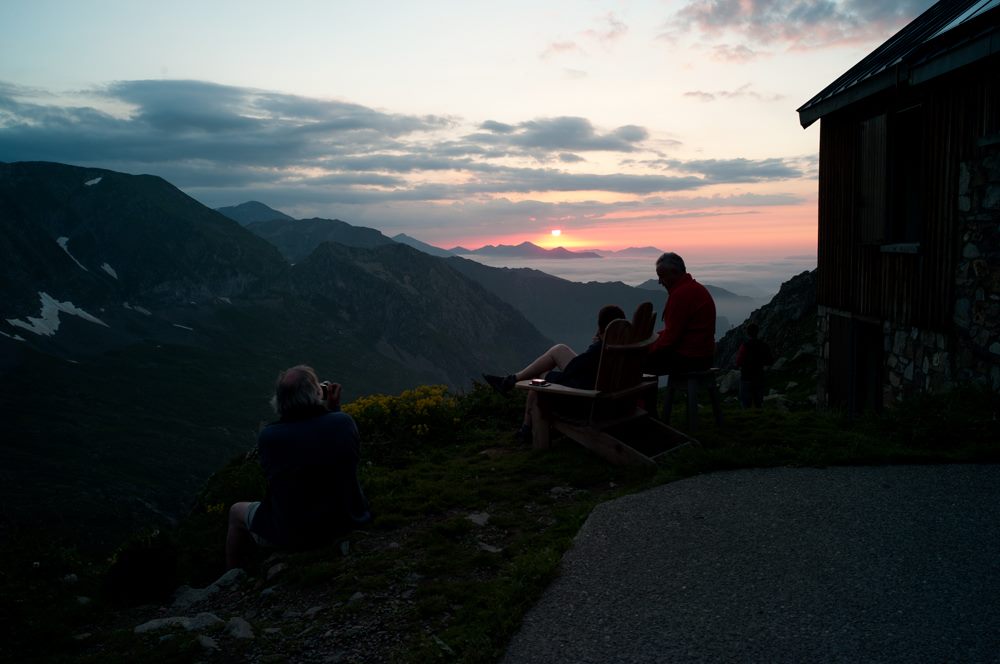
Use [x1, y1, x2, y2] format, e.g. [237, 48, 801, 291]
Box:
[515, 302, 699, 467]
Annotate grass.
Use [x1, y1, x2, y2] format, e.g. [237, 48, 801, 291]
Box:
[3, 382, 999, 662]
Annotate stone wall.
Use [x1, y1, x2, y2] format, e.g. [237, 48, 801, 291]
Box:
[817, 137, 1000, 408]
[882, 323, 951, 405]
[954, 135, 1000, 391]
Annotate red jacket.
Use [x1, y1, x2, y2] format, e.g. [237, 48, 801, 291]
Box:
[649, 273, 716, 358]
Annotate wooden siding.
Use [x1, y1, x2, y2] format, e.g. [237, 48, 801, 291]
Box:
[817, 63, 1000, 331]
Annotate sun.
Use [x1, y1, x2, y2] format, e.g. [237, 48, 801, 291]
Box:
[550, 229, 562, 237]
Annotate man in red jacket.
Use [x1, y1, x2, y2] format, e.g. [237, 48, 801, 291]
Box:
[644, 252, 716, 376]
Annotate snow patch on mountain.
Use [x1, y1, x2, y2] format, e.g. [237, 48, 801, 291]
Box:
[6, 292, 109, 336]
[56, 237, 88, 271]
[123, 302, 151, 316]
[84, 177, 102, 186]
[173, 324, 194, 331]
[101, 263, 118, 279]
[0, 330, 26, 342]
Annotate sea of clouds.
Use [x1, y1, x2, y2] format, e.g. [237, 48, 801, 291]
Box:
[459, 254, 816, 300]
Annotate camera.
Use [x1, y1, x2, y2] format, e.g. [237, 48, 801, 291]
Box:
[320, 381, 331, 399]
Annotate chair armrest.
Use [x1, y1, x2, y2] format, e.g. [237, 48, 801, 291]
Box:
[514, 380, 600, 399]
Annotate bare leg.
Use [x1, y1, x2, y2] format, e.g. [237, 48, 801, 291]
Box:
[515, 344, 576, 380]
[226, 502, 255, 570]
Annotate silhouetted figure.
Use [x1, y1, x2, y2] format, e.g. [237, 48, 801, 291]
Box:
[736, 322, 773, 409]
[643, 252, 716, 376]
[484, 304, 626, 441]
[227, 365, 371, 570]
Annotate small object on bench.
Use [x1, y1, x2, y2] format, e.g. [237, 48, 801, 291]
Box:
[516, 302, 699, 466]
[662, 369, 723, 432]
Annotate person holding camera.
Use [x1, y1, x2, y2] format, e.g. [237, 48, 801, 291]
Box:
[226, 365, 371, 570]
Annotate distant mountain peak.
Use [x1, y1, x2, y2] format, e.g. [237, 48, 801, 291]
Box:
[216, 201, 294, 225]
[453, 242, 602, 259]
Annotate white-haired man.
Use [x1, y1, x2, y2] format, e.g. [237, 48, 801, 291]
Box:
[226, 365, 371, 569]
[644, 252, 716, 376]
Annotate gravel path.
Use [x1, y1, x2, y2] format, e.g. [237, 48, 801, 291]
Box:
[503, 465, 1000, 663]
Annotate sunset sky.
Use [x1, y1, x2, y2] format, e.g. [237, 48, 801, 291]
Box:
[0, 0, 936, 259]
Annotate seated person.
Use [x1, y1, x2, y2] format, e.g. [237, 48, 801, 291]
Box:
[226, 365, 372, 570]
[483, 304, 626, 440]
[644, 252, 716, 376]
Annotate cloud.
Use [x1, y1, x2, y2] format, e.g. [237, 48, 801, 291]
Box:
[667, 0, 937, 49]
[667, 157, 802, 182]
[540, 41, 583, 59]
[541, 12, 628, 58]
[683, 83, 784, 103]
[0, 78, 806, 229]
[470, 116, 650, 153]
[583, 13, 628, 43]
[710, 44, 766, 62]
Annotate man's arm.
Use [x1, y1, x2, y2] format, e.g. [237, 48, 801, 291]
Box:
[649, 292, 691, 353]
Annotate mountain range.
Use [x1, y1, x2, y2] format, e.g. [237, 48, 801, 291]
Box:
[1, 161, 776, 549]
[0, 161, 548, 545]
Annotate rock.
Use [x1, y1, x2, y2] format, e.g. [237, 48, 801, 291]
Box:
[135, 617, 189, 634]
[135, 613, 223, 634]
[261, 586, 278, 597]
[349, 591, 365, 603]
[466, 512, 490, 526]
[305, 605, 326, 617]
[477, 541, 503, 554]
[763, 394, 789, 412]
[227, 616, 255, 639]
[388, 541, 401, 549]
[172, 568, 245, 610]
[771, 357, 787, 370]
[263, 627, 282, 635]
[62, 574, 78, 584]
[73, 633, 92, 641]
[76, 596, 91, 605]
[198, 635, 219, 650]
[718, 369, 740, 394]
[786, 382, 798, 390]
[188, 612, 224, 631]
[340, 540, 351, 556]
[267, 563, 287, 580]
[549, 486, 573, 497]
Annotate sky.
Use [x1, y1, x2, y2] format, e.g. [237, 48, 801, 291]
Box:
[0, 0, 936, 261]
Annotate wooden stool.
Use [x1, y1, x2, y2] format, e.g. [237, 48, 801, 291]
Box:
[663, 369, 723, 432]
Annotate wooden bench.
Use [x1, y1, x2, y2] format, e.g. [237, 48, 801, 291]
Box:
[516, 302, 699, 467]
[662, 368, 723, 433]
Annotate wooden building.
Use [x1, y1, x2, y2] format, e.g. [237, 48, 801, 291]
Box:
[797, 0, 1000, 412]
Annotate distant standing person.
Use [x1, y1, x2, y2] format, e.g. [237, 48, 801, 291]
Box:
[736, 322, 773, 409]
[644, 252, 717, 376]
[226, 365, 372, 570]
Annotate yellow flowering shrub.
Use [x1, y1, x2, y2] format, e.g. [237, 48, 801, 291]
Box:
[344, 385, 459, 455]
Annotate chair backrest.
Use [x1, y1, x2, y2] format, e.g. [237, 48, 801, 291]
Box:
[593, 302, 656, 392]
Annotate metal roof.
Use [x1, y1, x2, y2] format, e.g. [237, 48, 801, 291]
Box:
[797, 0, 1000, 128]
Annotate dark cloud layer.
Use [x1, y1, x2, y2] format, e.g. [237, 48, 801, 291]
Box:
[0, 79, 806, 220]
[669, 0, 936, 51]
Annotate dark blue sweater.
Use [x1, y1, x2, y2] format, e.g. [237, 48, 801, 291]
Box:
[250, 406, 371, 547]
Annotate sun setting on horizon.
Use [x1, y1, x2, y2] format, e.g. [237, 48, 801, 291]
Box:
[0, 0, 930, 275]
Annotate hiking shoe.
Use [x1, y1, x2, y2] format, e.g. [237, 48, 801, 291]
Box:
[483, 373, 517, 394]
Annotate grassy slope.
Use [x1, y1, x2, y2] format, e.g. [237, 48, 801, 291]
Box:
[3, 384, 999, 662]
